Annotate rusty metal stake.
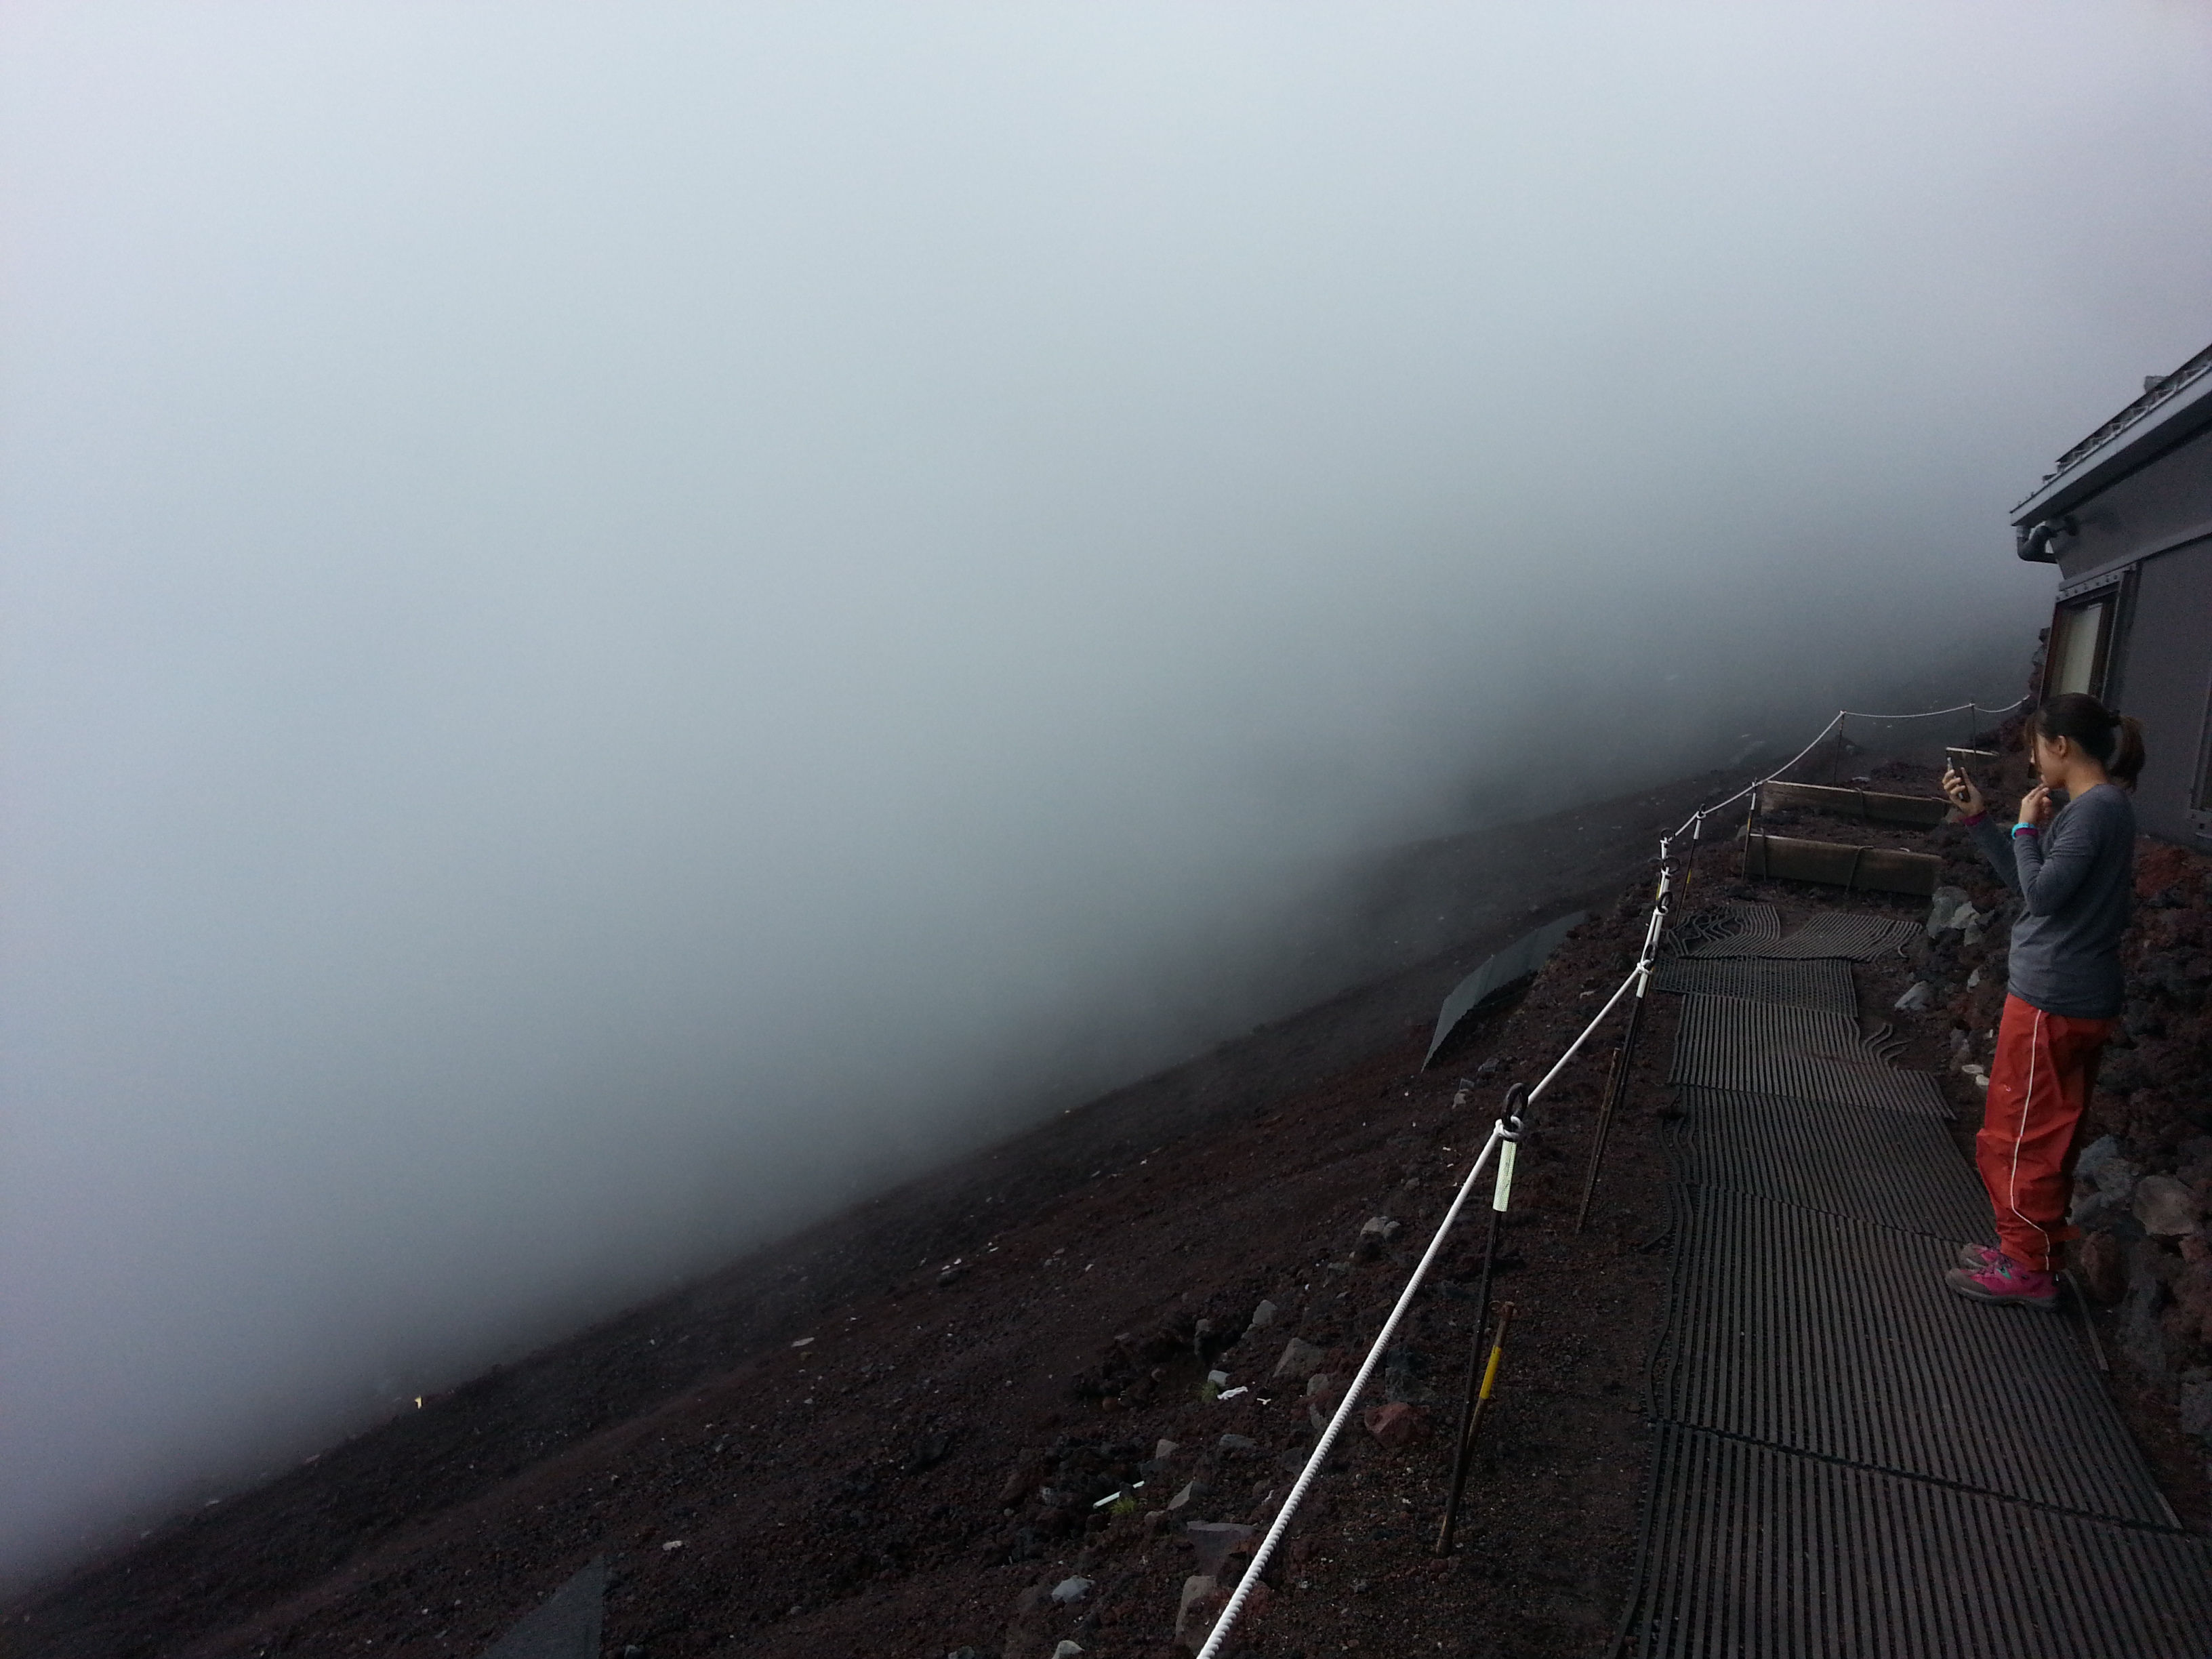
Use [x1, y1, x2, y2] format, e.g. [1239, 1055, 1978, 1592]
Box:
[1574, 988, 1650, 1233]
[1433, 1300, 1517, 1556]
[1574, 841, 1674, 1233]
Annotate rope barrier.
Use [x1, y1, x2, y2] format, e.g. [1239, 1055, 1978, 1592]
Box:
[1189, 1117, 1509, 1659]
[1193, 947, 1654, 1659]
[1195, 687, 2018, 1655]
[1833, 693, 2028, 722]
[1664, 691, 2030, 843]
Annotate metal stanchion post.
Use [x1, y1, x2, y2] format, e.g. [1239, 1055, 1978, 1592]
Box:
[1435, 1087, 1525, 1556]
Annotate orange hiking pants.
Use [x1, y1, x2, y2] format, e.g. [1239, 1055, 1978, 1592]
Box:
[1975, 994, 2112, 1273]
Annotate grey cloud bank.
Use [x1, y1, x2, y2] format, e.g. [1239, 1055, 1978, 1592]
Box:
[5, 2, 2210, 1584]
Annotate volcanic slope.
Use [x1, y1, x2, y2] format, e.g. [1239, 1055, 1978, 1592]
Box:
[15, 771, 1743, 1659]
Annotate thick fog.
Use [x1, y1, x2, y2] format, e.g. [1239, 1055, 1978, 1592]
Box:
[7, 2, 2212, 1585]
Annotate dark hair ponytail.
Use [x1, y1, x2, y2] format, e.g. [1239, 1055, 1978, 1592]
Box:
[2033, 693, 2145, 788]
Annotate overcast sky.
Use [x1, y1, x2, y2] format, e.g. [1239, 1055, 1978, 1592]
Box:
[5, 1, 2211, 1586]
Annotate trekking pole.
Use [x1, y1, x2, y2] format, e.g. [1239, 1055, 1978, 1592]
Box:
[1435, 1088, 1525, 1556]
[1574, 838, 1675, 1233]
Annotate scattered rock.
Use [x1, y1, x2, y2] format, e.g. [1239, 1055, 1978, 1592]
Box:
[1892, 981, 1933, 1013]
[2078, 1136, 2137, 1194]
[998, 1454, 1046, 1506]
[1167, 1480, 1198, 1511]
[1049, 1576, 1092, 1605]
[1477, 1057, 1502, 1076]
[2173, 1249, 2212, 1347]
[1153, 1439, 1180, 1460]
[2078, 1231, 2127, 1305]
[1362, 1401, 1431, 1448]
[1382, 1343, 1427, 1404]
[1175, 1575, 1223, 1648]
[2133, 1174, 2203, 1237]
[1052, 1643, 1085, 1658]
[1359, 1216, 1403, 1243]
[1245, 1299, 1278, 1333]
[2119, 1244, 2172, 1376]
[2179, 1371, 2212, 1441]
[1183, 1520, 1256, 1576]
[1273, 1338, 1327, 1380]
[1927, 886, 1970, 934]
[1217, 1433, 1256, 1452]
[1305, 1371, 1346, 1432]
[659, 1539, 684, 1553]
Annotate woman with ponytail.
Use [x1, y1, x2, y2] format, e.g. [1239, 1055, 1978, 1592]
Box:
[1938, 693, 2145, 1309]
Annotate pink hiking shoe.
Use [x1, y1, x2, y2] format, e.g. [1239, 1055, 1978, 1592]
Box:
[1955, 1242, 2001, 1272]
[1944, 1252, 2058, 1310]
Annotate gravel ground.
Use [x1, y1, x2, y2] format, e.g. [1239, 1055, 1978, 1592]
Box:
[12, 756, 2202, 1659]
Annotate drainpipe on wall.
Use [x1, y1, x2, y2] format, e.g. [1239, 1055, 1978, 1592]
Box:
[2015, 514, 2076, 563]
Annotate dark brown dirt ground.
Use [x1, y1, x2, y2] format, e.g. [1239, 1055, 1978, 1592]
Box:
[9, 758, 2202, 1659]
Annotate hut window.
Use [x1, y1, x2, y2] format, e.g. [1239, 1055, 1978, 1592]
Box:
[2045, 594, 2114, 699]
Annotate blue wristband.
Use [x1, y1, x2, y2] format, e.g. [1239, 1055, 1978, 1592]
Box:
[2011, 823, 2039, 838]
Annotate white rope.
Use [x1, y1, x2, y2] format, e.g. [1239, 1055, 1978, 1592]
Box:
[1834, 692, 2028, 722]
[1197, 691, 1996, 1653]
[1664, 690, 2032, 842]
[1525, 958, 1645, 1105]
[1190, 1120, 1508, 1659]
[1666, 713, 1841, 838]
[1197, 856, 1676, 1657]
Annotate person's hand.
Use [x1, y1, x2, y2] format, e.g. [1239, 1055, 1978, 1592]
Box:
[2018, 783, 2053, 828]
[1942, 766, 1985, 819]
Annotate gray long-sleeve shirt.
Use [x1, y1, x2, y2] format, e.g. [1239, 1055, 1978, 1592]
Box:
[1965, 783, 2135, 1019]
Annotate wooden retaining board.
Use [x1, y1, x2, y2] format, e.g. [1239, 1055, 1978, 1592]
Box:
[1740, 832, 1942, 897]
[1758, 779, 1950, 826]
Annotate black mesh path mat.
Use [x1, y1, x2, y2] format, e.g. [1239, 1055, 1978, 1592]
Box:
[1622, 1425, 2212, 1659]
[1650, 957, 1858, 1014]
[1650, 1188, 2169, 1521]
[1667, 996, 1946, 1118]
[1616, 911, 2211, 1656]
[1679, 902, 1921, 962]
[1667, 1087, 1989, 1240]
